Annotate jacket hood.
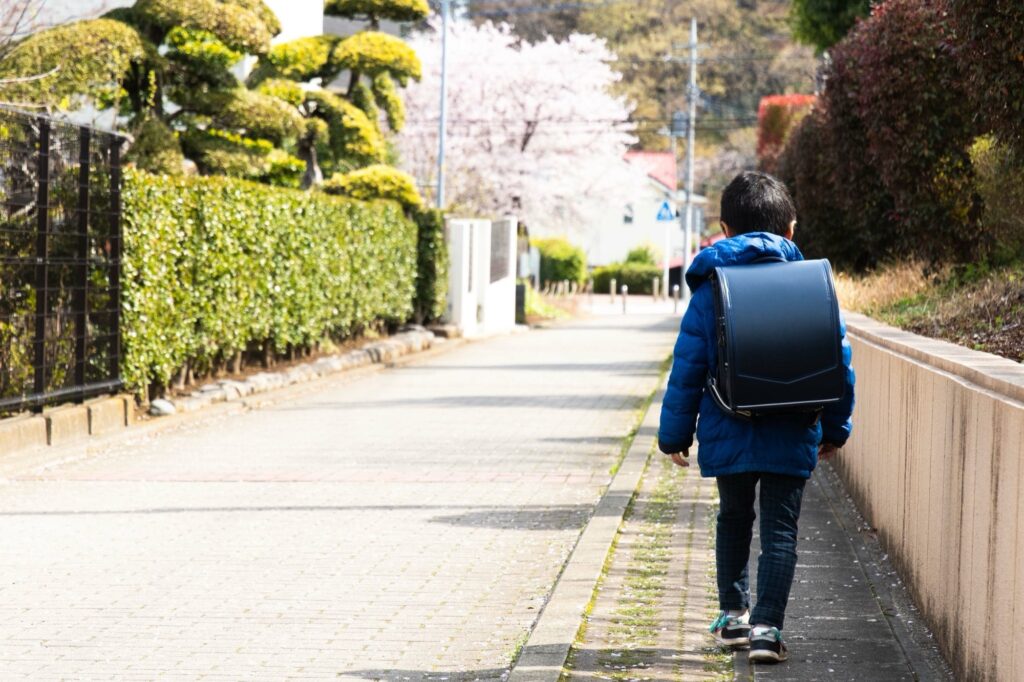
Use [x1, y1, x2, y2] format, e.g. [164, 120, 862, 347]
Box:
[685, 232, 804, 292]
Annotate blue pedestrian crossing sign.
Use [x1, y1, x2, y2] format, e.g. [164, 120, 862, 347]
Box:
[656, 201, 676, 222]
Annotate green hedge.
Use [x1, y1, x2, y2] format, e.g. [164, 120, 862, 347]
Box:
[532, 237, 586, 286]
[592, 262, 662, 295]
[122, 169, 417, 395]
[411, 207, 449, 324]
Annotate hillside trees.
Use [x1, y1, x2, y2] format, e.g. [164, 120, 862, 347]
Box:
[464, 0, 817, 150]
[790, 0, 871, 52]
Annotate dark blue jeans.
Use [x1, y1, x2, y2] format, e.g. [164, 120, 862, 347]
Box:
[716, 472, 806, 629]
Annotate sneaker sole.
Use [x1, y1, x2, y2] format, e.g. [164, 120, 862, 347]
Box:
[748, 649, 787, 663]
[715, 635, 750, 648]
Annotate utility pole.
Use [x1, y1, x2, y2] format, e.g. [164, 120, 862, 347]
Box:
[436, 0, 450, 209]
[664, 111, 685, 302]
[664, 125, 675, 301]
[682, 17, 698, 301]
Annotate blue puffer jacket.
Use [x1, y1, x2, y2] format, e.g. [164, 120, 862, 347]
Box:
[657, 232, 855, 479]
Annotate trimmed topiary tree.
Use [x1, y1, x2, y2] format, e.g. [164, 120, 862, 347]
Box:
[322, 164, 422, 207]
[246, 0, 427, 188]
[0, 18, 147, 110]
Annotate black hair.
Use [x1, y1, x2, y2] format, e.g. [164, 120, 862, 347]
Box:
[720, 171, 797, 237]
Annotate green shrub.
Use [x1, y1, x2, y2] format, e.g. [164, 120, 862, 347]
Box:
[331, 31, 422, 84]
[247, 35, 341, 84]
[326, 0, 430, 23]
[411, 207, 449, 324]
[592, 262, 662, 296]
[132, 0, 274, 55]
[625, 243, 658, 266]
[0, 18, 147, 110]
[532, 237, 586, 286]
[970, 136, 1024, 261]
[121, 169, 417, 395]
[124, 114, 185, 175]
[322, 164, 422, 208]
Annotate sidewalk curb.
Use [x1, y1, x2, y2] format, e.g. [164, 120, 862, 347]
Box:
[508, 382, 666, 681]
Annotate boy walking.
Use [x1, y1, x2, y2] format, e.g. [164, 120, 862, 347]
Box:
[658, 171, 855, 663]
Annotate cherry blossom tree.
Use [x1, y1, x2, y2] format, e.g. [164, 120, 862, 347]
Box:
[398, 21, 643, 238]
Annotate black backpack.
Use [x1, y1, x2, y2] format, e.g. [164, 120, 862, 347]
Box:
[706, 258, 846, 420]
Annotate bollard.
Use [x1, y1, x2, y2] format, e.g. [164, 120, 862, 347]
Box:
[672, 284, 681, 313]
[652, 277, 660, 301]
[588, 279, 594, 307]
[610, 277, 617, 304]
[562, 279, 569, 296]
[621, 284, 628, 314]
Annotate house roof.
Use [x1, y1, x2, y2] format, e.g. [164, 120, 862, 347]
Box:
[624, 151, 677, 192]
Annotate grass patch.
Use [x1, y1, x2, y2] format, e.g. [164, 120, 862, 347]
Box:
[836, 261, 1024, 362]
[525, 282, 572, 321]
[700, 483, 734, 681]
[595, 455, 686, 679]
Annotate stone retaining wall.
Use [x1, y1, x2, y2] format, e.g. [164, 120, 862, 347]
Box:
[839, 312, 1024, 682]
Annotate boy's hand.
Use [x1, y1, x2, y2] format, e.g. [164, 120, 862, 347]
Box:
[818, 442, 839, 460]
[669, 449, 690, 468]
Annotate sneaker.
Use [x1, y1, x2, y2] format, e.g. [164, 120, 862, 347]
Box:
[709, 611, 751, 647]
[748, 625, 788, 663]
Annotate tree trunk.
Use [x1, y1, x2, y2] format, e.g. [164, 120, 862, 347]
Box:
[299, 139, 323, 189]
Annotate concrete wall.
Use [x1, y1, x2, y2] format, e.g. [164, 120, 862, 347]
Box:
[838, 312, 1024, 682]
[446, 218, 517, 337]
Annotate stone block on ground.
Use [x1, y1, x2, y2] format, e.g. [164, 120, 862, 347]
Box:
[44, 404, 89, 446]
[86, 396, 128, 436]
[428, 323, 461, 339]
[0, 414, 49, 457]
[149, 399, 177, 417]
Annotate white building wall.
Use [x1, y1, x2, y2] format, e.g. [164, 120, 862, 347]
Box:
[265, 0, 325, 43]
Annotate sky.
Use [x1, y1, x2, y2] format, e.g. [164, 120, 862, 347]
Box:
[35, 0, 131, 27]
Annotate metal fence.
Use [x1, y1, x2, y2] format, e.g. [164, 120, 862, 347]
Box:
[0, 107, 124, 413]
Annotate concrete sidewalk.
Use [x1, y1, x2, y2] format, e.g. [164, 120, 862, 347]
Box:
[0, 312, 677, 680]
[561, 456, 953, 681]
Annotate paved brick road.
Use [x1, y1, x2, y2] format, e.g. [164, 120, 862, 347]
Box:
[0, 310, 677, 681]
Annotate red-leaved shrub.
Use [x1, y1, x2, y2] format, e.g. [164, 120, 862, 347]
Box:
[778, 0, 979, 268]
[950, 0, 1024, 156]
[756, 94, 816, 174]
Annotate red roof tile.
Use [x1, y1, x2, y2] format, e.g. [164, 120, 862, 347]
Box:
[624, 151, 677, 191]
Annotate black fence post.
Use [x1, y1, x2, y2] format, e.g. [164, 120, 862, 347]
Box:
[74, 127, 90, 390]
[32, 117, 50, 405]
[108, 135, 122, 383]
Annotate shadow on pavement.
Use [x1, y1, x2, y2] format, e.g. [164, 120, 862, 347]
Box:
[0, 500, 632, 522]
[338, 669, 506, 681]
[428, 505, 590, 531]
[275, 394, 646, 411]
[395, 360, 660, 376]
